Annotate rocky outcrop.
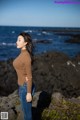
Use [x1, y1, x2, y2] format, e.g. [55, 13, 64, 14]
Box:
[65, 34, 80, 44]
[0, 59, 18, 96]
[32, 51, 80, 97]
[0, 90, 80, 120]
[0, 51, 80, 97]
[0, 89, 51, 120]
[0, 90, 22, 120]
[42, 92, 80, 120]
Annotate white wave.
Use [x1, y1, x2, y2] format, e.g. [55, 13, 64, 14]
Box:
[42, 31, 47, 34]
[12, 31, 15, 34]
[2, 42, 6, 45]
[42, 31, 51, 35]
[0, 42, 16, 46]
[24, 30, 33, 33]
[7, 43, 16, 46]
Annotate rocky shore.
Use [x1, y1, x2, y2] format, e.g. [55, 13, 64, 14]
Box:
[0, 89, 80, 120]
[0, 50, 80, 97]
[0, 51, 80, 119]
[0, 51, 80, 97]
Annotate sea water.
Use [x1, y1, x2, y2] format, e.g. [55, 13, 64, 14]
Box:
[0, 26, 80, 60]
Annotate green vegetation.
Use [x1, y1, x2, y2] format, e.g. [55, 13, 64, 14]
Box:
[42, 99, 80, 120]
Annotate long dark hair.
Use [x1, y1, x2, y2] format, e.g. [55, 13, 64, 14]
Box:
[19, 32, 33, 60]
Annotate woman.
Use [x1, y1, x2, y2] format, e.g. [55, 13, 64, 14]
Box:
[13, 32, 35, 120]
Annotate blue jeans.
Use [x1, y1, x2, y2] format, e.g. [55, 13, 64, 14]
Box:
[18, 82, 35, 120]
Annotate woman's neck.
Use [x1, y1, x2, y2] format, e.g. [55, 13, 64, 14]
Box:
[21, 47, 26, 50]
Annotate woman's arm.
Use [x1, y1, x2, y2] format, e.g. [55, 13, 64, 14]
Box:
[24, 54, 32, 93]
[24, 53, 32, 102]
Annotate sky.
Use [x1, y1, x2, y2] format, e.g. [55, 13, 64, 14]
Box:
[0, 0, 80, 27]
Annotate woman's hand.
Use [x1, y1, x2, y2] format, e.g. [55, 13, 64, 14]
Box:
[26, 93, 32, 102]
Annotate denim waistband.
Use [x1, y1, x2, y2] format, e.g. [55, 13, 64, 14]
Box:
[19, 81, 35, 87]
[18, 81, 35, 96]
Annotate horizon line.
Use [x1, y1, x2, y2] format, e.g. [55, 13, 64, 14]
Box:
[0, 25, 80, 29]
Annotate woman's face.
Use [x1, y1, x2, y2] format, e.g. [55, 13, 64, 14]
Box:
[16, 35, 27, 49]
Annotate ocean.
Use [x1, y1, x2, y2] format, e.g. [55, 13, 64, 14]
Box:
[0, 26, 80, 60]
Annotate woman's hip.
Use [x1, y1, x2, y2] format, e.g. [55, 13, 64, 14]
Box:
[18, 82, 35, 96]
